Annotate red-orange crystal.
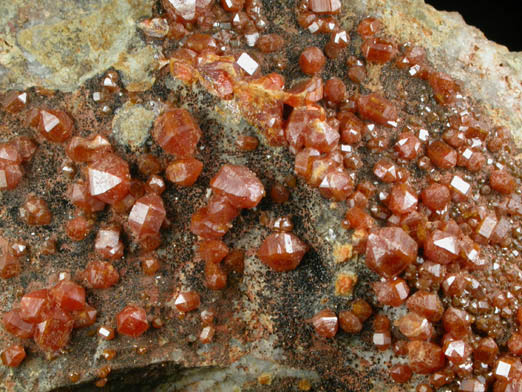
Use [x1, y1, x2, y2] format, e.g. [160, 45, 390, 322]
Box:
[116, 306, 149, 337]
[257, 232, 308, 272]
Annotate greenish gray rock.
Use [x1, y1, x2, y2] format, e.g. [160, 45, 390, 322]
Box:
[0, 0, 156, 92]
[112, 102, 155, 149]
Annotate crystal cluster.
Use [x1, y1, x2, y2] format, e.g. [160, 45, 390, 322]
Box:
[1, 1, 521, 391]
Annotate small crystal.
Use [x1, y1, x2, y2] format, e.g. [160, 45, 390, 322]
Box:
[237, 52, 259, 75]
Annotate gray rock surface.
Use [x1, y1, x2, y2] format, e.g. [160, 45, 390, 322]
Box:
[0, 0, 156, 92]
[112, 102, 155, 149]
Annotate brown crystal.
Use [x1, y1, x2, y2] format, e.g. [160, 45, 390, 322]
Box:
[174, 291, 201, 312]
[490, 169, 516, 194]
[1, 345, 26, 367]
[390, 364, 412, 383]
[257, 232, 308, 272]
[19, 194, 52, 225]
[338, 310, 363, 333]
[373, 278, 410, 307]
[357, 93, 398, 126]
[361, 38, 398, 64]
[165, 158, 203, 187]
[37, 109, 74, 143]
[365, 227, 418, 278]
[427, 140, 457, 169]
[312, 309, 338, 338]
[85, 261, 119, 289]
[406, 290, 444, 322]
[407, 341, 445, 374]
[210, 164, 265, 209]
[152, 108, 202, 157]
[299, 47, 326, 75]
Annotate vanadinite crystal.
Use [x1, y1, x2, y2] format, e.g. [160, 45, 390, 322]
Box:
[2, 309, 34, 338]
[68, 181, 106, 213]
[37, 109, 74, 143]
[421, 183, 450, 211]
[1, 345, 26, 367]
[141, 255, 161, 275]
[387, 184, 418, 215]
[308, 0, 341, 14]
[427, 140, 457, 169]
[442, 307, 472, 338]
[361, 38, 398, 64]
[204, 260, 227, 290]
[490, 169, 516, 194]
[34, 308, 74, 351]
[210, 164, 265, 209]
[256, 34, 285, 53]
[0, 160, 23, 190]
[394, 132, 421, 160]
[174, 291, 201, 312]
[397, 312, 433, 340]
[2, 91, 28, 113]
[299, 47, 326, 75]
[312, 309, 338, 338]
[19, 194, 52, 225]
[493, 356, 522, 382]
[339, 310, 363, 333]
[165, 158, 203, 186]
[66, 134, 112, 162]
[0, 237, 20, 279]
[151, 108, 202, 157]
[50, 281, 86, 312]
[365, 227, 418, 278]
[71, 304, 97, 328]
[357, 17, 383, 38]
[424, 230, 459, 264]
[88, 153, 130, 204]
[390, 364, 412, 383]
[406, 291, 444, 322]
[373, 278, 410, 307]
[95, 225, 124, 260]
[19, 289, 51, 323]
[197, 239, 229, 263]
[66, 216, 92, 241]
[373, 159, 399, 183]
[257, 232, 308, 272]
[407, 341, 445, 374]
[443, 336, 472, 364]
[357, 93, 398, 126]
[85, 261, 119, 289]
[474, 337, 499, 364]
[116, 306, 149, 337]
[128, 194, 166, 239]
[324, 77, 346, 103]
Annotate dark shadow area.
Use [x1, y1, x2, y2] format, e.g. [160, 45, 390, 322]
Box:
[425, 1, 522, 51]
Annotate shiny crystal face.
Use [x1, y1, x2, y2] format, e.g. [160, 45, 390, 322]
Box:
[151, 108, 202, 157]
[308, 0, 341, 14]
[210, 164, 265, 209]
[312, 309, 338, 338]
[365, 227, 418, 278]
[116, 306, 149, 337]
[88, 153, 130, 204]
[128, 194, 166, 239]
[95, 226, 123, 260]
[257, 232, 308, 272]
[37, 109, 74, 142]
